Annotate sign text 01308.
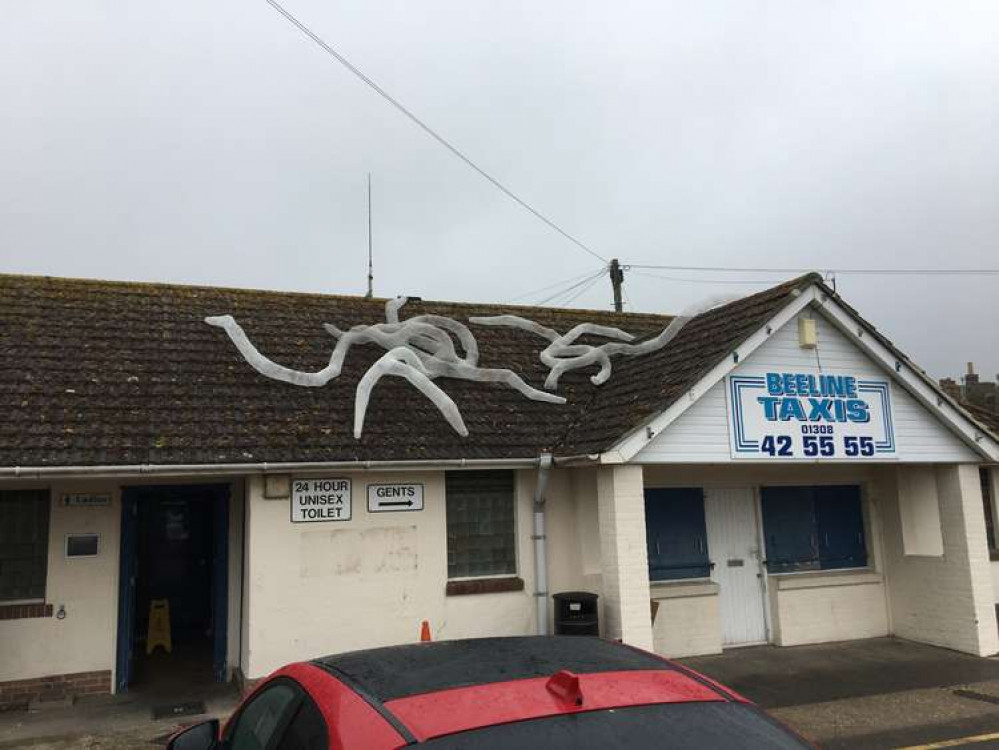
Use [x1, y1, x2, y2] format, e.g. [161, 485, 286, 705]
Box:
[291, 478, 352, 523]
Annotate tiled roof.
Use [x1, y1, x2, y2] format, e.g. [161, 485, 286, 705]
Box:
[559, 275, 818, 455]
[0, 272, 817, 467]
[963, 402, 999, 440]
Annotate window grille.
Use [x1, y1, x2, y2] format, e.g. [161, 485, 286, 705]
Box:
[445, 471, 516, 579]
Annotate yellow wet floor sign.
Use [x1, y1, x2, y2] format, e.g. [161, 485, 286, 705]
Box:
[146, 599, 172, 655]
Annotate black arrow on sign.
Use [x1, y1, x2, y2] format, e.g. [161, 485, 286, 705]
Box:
[378, 500, 414, 508]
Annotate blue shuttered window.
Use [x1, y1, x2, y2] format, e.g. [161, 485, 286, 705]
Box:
[644, 488, 710, 581]
[760, 487, 817, 573]
[814, 486, 866, 569]
[761, 485, 867, 574]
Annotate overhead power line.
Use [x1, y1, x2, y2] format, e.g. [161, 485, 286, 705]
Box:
[506, 267, 608, 304]
[626, 264, 999, 276]
[560, 271, 606, 307]
[631, 270, 788, 285]
[264, 0, 608, 265]
[621, 284, 633, 311]
[536, 268, 607, 306]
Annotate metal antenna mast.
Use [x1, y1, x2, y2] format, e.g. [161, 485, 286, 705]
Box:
[365, 173, 374, 299]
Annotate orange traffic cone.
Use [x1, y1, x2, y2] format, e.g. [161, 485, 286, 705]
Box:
[420, 620, 432, 642]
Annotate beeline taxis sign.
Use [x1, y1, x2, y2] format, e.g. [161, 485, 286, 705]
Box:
[727, 371, 896, 460]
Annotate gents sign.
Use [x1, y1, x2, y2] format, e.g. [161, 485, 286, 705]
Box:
[367, 483, 424, 513]
[727, 371, 896, 460]
[291, 478, 352, 522]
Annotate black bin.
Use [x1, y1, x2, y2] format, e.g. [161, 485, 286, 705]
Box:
[553, 591, 599, 636]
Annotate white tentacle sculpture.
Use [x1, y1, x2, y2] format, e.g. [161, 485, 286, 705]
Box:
[205, 297, 563, 439]
[206, 293, 736, 439]
[469, 294, 735, 390]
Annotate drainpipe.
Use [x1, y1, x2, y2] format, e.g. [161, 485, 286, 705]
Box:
[533, 453, 554, 636]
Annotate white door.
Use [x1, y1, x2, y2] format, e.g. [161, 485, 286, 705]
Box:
[704, 488, 768, 646]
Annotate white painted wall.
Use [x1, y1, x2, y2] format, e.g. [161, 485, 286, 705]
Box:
[879, 464, 999, 656]
[596, 465, 654, 651]
[0, 480, 121, 683]
[897, 466, 945, 556]
[770, 572, 888, 646]
[635, 308, 979, 464]
[241, 470, 538, 679]
[650, 582, 722, 657]
[545, 467, 603, 633]
[0, 466, 605, 686]
[1, 476, 246, 688]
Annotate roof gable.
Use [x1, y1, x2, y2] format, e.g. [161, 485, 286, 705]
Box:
[610, 283, 999, 464]
[633, 306, 981, 464]
[558, 275, 816, 457]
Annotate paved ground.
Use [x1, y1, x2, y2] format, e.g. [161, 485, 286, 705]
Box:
[5, 638, 999, 749]
[681, 638, 999, 749]
[0, 681, 239, 750]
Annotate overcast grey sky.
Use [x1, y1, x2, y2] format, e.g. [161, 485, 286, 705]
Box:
[1, 1, 997, 379]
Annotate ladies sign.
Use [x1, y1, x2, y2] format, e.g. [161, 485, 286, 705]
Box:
[726, 371, 896, 460]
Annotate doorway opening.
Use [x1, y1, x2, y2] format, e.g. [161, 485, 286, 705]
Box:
[117, 484, 230, 695]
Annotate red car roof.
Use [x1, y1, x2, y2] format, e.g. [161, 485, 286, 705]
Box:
[385, 668, 729, 741]
[289, 637, 745, 745]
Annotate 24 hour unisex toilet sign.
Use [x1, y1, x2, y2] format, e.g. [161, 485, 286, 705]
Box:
[291, 478, 352, 522]
[726, 371, 896, 460]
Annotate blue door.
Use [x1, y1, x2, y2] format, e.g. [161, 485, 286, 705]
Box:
[211, 487, 229, 683]
[115, 492, 139, 692]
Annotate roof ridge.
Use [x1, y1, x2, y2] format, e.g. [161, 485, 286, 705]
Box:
[0, 272, 673, 321]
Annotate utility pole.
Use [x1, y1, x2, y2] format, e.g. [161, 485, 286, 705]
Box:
[609, 258, 624, 312]
[365, 173, 374, 299]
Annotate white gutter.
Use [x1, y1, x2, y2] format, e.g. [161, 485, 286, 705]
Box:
[532, 453, 554, 636]
[551, 453, 602, 467]
[1, 453, 602, 481]
[1, 457, 547, 480]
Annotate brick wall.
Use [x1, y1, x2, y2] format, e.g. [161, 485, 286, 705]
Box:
[0, 603, 52, 620]
[0, 670, 110, 709]
[882, 465, 999, 656]
[772, 574, 889, 646]
[651, 589, 722, 657]
[597, 465, 654, 651]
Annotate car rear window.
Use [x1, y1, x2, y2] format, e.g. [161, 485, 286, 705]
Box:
[420, 702, 810, 749]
